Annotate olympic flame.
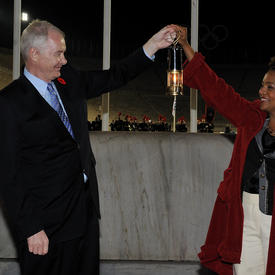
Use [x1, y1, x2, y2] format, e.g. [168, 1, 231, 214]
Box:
[167, 70, 183, 96]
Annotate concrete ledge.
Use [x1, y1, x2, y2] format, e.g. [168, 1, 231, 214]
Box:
[101, 260, 216, 275]
[0, 260, 20, 275]
[0, 260, 216, 275]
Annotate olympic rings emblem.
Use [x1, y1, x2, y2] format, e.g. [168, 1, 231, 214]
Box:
[199, 24, 229, 50]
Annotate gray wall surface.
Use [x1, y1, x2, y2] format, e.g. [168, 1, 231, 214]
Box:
[0, 133, 233, 273]
[92, 133, 233, 261]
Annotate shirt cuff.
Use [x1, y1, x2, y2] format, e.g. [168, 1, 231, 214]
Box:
[143, 47, 155, 61]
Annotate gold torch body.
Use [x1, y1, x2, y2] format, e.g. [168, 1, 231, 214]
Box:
[166, 43, 184, 132]
[166, 44, 184, 96]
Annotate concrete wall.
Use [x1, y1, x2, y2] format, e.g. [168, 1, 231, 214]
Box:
[93, 133, 233, 261]
[0, 133, 233, 273]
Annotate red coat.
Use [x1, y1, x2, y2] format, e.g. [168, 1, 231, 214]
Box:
[183, 53, 275, 274]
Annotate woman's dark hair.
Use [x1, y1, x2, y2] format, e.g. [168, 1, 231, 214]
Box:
[268, 57, 275, 71]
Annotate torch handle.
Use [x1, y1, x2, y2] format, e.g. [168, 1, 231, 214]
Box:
[172, 95, 176, 133]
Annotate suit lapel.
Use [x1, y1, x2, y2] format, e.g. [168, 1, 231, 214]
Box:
[21, 75, 54, 114]
[21, 75, 77, 141]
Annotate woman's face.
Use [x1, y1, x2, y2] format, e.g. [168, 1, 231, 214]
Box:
[259, 70, 275, 115]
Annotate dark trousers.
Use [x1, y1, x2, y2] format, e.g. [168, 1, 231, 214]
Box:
[18, 209, 99, 275]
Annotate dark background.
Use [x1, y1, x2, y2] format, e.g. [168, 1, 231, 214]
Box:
[0, 0, 274, 65]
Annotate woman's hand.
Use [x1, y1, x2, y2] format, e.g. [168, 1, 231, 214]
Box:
[173, 25, 195, 61]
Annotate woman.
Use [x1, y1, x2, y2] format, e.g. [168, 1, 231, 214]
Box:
[175, 25, 275, 275]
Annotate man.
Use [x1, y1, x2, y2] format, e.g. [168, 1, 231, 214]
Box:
[0, 20, 176, 275]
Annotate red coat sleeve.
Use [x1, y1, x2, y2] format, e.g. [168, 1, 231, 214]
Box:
[183, 53, 263, 128]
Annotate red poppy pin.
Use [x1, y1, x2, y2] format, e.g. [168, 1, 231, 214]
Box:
[57, 77, 66, 85]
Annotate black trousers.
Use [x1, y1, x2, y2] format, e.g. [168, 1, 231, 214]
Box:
[18, 209, 99, 275]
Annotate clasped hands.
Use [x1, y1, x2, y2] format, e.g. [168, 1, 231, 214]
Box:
[143, 24, 188, 57]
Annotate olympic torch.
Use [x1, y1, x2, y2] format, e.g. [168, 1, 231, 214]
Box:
[167, 42, 184, 132]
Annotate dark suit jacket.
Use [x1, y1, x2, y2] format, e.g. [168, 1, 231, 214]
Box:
[0, 48, 152, 243]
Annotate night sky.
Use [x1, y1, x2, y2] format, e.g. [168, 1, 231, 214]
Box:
[0, 1, 274, 64]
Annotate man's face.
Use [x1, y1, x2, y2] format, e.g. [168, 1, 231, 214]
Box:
[33, 30, 67, 82]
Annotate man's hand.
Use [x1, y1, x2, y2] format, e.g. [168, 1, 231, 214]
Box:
[143, 25, 177, 57]
[27, 230, 49, 255]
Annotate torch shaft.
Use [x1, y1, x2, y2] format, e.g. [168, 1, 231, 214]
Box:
[172, 95, 176, 133]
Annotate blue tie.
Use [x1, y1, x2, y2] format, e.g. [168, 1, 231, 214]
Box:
[47, 82, 75, 139]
